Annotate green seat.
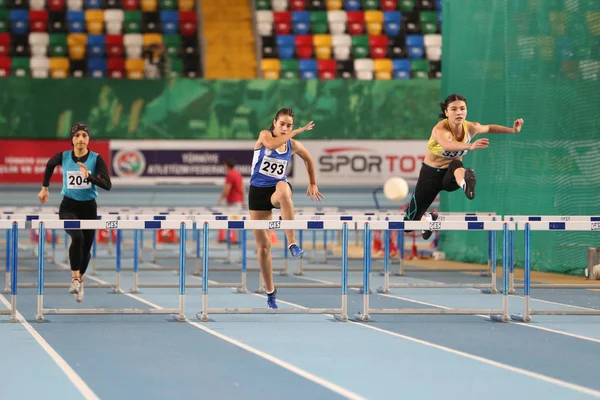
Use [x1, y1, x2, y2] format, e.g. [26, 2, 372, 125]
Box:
[411, 59, 430, 79]
[351, 35, 369, 59]
[0, 9, 8, 32]
[0, 0, 6, 8]
[124, 11, 141, 33]
[163, 34, 181, 57]
[255, 0, 271, 10]
[362, 0, 379, 10]
[159, 0, 177, 9]
[280, 59, 299, 79]
[49, 34, 68, 57]
[11, 57, 30, 77]
[310, 11, 329, 34]
[399, 0, 415, 12]
[420, 11, 438, 34]
[169, 57, 182, 77]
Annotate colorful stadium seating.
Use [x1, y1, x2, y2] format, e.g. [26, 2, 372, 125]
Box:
[0, 0, 199, 78]
[257, 0, 443, 80]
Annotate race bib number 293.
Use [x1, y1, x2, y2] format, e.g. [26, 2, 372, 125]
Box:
[259, 156, 287, 178]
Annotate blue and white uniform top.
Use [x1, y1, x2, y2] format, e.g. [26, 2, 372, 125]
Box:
[250, 132, 292, 187]
[61, 150, 99, 201]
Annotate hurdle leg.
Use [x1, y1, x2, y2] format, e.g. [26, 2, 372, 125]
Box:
[193, 225, 201, 276]
[91, 234, 98, 275]
[481, 230, 497, 294]
[509, 228, 515, 294]
[355, 224, 371, 322]
[4, 229, 10, 294]
[197, 223, 210, 322]
[35, 223, 46, 323]
[280, 234, 289, 276]
[323, 229, 328, 264]
[294, 230, 304, 276]
[131, 230, 140, 293]
[335, 223, 349, 322]
[237, 228, 248, 294]
[482, 231, 492, 277]
[377, 229, 391, 294]
[112, 230, 123, 294]
[177, 223, 186, 322]
[511, 224, 531, 322]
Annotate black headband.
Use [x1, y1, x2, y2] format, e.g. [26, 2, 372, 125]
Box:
[70, 122, 90, 138]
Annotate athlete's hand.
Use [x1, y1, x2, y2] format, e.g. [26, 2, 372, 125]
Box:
[38, 187, 49, 204]
[298, 121, 315, 134]
[307, 184, 324, 201]
[513, 118, 524, 133]
[77, 162, 90, 179]
[470, 138, 489, 151]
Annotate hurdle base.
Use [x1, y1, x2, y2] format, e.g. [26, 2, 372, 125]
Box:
[480, 288, 498, 294]
[9, 315, 17, 323]
[358, 288, 373, 294]
[480, 271, 491, 277]
[489, 314, 509, 322]
[510, 313, 531, 322]
[376, 287, 390, 294]
[235, 286, 248, 294]
[35, 314, 44, 323]
[353, 312, 371, 322]
[334, 314, 348, 322]
[196, 313, 211, 322]
[500, 289, 516, 294]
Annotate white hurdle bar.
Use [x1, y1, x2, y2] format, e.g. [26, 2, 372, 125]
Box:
[31, 220, 191, 323]
[0, 220, 23, 322]
[196, 220, 351, 322]
[511, 221, 600, 322]
[504, 216, 600, 292]
[354, 220, 513, 322]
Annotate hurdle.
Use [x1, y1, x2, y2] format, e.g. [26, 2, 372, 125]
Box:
[510, 221, 600, 322]
[1, 214, 58, 263]
[354, 220, 513, 322]
[32, 219, 189, 323]
[504, 216, 600, 293]
[196, 219, 350, 322]
[1, 220, 22, 322]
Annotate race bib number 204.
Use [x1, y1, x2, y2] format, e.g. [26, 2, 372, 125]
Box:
[67, 171, 91, 189]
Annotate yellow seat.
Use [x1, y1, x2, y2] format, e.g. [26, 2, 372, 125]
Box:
[143, 33, 163, 47]
[178, 0, 194, 11]
[141, 0, 158, 12]
[326, 0, 342, 10]
[49, 57, 70, 78]
[313, 34, 332, 60]
[374, 59, 392, 80]
[126, 59, 145, 79]
[85, 10, 104, 35]
[587, 12, 600, 36]
[365, 10, 383, 35]
[261, 58, 280, 79]
[67, 34, 87, 60]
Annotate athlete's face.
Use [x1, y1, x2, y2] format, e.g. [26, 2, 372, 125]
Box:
[72, 130, 89, 149]
[445, 100, 467, 123]
[273, 115, 294, 136]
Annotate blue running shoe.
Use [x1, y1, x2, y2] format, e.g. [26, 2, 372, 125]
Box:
[267, 288, 278, 309]
[288, 243, 305, 259]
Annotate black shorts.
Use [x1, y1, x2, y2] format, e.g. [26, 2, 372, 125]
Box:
[404, 160, 463, 221]
[59, 196, 98, 221]
[248, 183, 293, 211]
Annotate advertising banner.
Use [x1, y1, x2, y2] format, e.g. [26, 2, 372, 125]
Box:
[0, 140, 110, 184]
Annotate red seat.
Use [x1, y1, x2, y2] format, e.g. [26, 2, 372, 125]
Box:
[0, 56, 10, 77]
[179, 11, 197, 36]
[107, 58, 125, 78]
[381, 0, 397, 11]
[273, 11, 291, 35]
[317, 59, 336, 79]
[290, 0, 306, 11]
[106, 34, 124, 58]
[0, 33, 10, 56]
[48, 0, 65, 11]
[347, 12, 365, 35]
[30, 11, 49, 33]
[369, 35, 389, 59]
[123, 0, 140, 10]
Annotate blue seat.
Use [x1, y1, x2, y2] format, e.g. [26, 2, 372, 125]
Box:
[9, 10, 29, 35]
[383, 11, 401, 36]
[87, 57, 107, 78]
[85, 0, 102, 9]
[392, 59, 410, 79]
[160, 11, 179, 35]
[87, 35, 105, 57]
[291, 11, 310, 34]
[277, 34, 295, 59]
[344, 0, 360, 11]
[66, 11, 85, 33]
[299, 58, 317, 79]
[406, 34, 424, 59]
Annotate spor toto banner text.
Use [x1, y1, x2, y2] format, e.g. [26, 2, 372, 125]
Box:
[110, 140, 293, 183]
[293, 140, 428, 186]
[0, 139, 111, 184]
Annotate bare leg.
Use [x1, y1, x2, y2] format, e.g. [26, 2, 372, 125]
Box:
[270, 181, 296, 245]
[250, 210, 275, 293]
[453, 167, 465, 185]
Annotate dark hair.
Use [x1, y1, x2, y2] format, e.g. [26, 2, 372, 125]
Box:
[224, 159, 235, 169]
[70, 122, 90, 138]
[269, 108, 295, 130]
[438, 94, 467, 119]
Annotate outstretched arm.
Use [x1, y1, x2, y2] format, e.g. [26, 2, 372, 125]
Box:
[292, 140, 324, 201]
[257, 121, 315, 150]
[469, 118, 524, 135]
